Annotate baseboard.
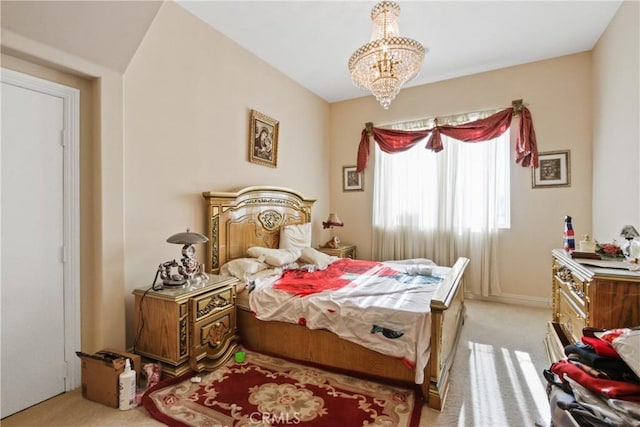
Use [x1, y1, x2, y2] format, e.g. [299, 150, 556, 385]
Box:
[465, 292, 552, 309]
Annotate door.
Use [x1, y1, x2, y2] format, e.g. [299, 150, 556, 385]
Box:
[1, 69, 79, 418]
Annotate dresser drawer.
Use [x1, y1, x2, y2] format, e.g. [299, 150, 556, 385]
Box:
[555, 266, 587, 306]
[557, 288, 586, 344]
[544, 322, 570, 363]
[190, 285, 235, 323]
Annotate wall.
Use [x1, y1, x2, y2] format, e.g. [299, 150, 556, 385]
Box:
[330, 53, 593, 306]
[1, 31, 126, 351]
[592, 0, 640, 239]
[123, 3, 331, 345]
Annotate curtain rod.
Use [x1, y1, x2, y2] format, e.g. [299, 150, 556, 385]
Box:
[378, 99, 526, 129]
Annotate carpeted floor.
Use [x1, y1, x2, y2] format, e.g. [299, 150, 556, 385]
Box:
[419, 299, 552, 426]
[1, 299, 552, 427]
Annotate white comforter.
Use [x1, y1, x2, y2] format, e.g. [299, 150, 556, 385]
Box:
[247, 258, 449, 383]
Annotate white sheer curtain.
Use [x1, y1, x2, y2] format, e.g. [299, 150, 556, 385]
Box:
[372, 114, 510, 297]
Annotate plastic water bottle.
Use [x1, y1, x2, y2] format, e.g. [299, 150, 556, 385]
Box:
[564, 215, 575, 253]
[119, 358, 136, 410]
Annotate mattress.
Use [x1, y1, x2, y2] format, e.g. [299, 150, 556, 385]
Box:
[234, 258, 449, 383]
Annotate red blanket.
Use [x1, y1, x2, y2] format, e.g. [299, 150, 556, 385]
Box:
[273, 259, 398, 296]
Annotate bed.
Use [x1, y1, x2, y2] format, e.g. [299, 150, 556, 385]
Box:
[201, 186, 469, 410]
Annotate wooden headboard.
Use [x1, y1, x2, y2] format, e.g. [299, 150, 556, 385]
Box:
[202, 186, 316, 273]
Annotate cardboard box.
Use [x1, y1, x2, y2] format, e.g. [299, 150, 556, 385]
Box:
[77, 348, 141, 408]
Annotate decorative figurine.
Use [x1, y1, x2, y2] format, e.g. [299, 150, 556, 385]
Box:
[564, 215, 575, 253]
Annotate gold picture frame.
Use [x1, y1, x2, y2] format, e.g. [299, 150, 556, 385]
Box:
[249, 110, 279, 168]
[343, 166, 364, 191]
[532, 150, 570, 188]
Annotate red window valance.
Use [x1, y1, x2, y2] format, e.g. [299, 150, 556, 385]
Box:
[356, 106, 539, 173]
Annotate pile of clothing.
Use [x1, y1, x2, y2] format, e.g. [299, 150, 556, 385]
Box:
[544, 327, 640, 427]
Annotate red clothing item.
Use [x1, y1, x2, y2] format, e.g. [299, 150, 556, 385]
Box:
[273, 259, 398, 296]
[551, 359, 640, 402]
[581, 336, 620, 359]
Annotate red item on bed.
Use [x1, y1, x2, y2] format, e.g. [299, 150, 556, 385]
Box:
[551, 359, 640, 402]
[273, 258, 398, 296]
[581, 336, 620, 359]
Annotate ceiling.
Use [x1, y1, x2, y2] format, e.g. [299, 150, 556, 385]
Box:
[1, 1, 623, 104]
[1, 1, 163, 73]
[177, 0, 623, 103]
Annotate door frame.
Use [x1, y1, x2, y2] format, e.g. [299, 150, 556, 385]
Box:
[1, 67, 81, 390]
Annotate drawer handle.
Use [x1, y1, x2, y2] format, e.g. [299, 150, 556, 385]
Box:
[205, 321, 228, 348]
[197, 295, 230, 318]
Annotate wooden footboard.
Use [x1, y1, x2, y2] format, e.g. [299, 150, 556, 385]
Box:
[425, 256, 469, 409]
[236, 256, 469, 410]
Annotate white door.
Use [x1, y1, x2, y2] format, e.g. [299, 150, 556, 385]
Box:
[1, 69, 80, 418]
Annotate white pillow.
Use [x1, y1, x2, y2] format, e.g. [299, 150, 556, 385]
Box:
[300, 247, 337, 270]
[279, 222, 312, 251]
[220, 258, 269, 280]
[247, 247, 301, 267]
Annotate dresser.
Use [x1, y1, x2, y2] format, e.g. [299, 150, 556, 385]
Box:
[544, 248, 640, 362]
[133, 275, 239, 377]
[317, 244, 356, 259]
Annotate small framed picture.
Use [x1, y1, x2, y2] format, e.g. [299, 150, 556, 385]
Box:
[249, 110, 279, 168]
[343, 166, 364, 191]
[532, 150, 570, 188]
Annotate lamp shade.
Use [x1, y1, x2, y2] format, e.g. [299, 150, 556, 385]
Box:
[322, 213, 344, 229]
[166, 228, 209, 244]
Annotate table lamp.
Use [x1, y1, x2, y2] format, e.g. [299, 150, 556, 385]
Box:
[322, 213, 343, 249]
[162, 228, 209, 286]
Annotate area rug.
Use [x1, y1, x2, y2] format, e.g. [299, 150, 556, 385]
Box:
[142, 348, 421, 427]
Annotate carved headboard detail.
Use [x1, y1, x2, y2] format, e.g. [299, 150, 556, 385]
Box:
[202, 186, 316, 273]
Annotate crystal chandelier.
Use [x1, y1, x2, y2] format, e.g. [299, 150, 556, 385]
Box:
[348, 1, 425, 109]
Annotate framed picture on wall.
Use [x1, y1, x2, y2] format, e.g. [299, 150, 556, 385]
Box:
[343, 166, 364, 191]
[532, 150, 571, 188]
[249, 110, 279, 168]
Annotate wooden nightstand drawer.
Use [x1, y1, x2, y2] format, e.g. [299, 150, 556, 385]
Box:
[192, 307, 236, 357]
[190, 285, 235, 323]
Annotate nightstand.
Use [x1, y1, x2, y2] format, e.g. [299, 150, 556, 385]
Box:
[318, 244, 356, 259]
[133, 275, 239, 377]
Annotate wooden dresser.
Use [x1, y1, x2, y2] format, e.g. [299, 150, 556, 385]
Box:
[133, 275, 239, 377]
[545, 248, 640, 362]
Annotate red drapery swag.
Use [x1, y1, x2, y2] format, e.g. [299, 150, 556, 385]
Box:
[355, 106, 539, 173]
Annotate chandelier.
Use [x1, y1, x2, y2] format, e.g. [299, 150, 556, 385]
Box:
[348, 1, 425, 109]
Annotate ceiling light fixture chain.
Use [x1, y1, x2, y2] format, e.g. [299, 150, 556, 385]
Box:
[348, 1, 426, 109]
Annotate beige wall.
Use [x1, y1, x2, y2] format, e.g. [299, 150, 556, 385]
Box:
[1, 30, 127, 351]
[592, 0, 640, 239]
[330, 53, 594, 306]
[122, 3, 331, 344]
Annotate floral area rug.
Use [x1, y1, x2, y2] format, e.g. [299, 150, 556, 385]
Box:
[142, 348, 421, 426]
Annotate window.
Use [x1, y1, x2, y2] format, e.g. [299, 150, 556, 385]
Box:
[373, 130, 510, 233]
